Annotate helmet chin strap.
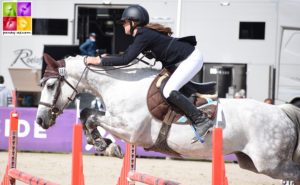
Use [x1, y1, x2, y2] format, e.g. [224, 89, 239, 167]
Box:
[129, 21, 136, 36]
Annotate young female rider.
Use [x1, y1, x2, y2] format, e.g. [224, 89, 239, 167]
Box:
[86, 5, 213, 139]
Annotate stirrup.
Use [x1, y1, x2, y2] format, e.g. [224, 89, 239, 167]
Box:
[190, 124, 205, 143]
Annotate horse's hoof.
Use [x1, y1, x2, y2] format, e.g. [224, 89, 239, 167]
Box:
[104, 143, 123, 159]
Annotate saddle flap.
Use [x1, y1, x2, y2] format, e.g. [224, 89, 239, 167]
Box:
[186, 81, 217, 95]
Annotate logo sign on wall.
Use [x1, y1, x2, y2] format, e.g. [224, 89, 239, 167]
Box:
[2, 1, 32, 36]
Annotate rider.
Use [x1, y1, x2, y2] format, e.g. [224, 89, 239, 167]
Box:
[86, 5, 213, 139]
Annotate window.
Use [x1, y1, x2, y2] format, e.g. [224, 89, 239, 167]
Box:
[33, 18, 68, 35]
[239, 22, 265, 40]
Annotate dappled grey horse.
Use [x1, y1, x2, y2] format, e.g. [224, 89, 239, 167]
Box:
[36, 54, 300, 183]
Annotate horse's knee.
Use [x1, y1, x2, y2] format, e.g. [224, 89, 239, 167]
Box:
[90, 128, 101, 140]
[86, 136, 94, 145]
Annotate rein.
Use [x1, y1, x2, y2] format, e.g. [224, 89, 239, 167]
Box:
[84, 55, 157, 74]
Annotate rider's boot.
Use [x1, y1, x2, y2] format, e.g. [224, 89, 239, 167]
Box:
[167, 90, 213, 139]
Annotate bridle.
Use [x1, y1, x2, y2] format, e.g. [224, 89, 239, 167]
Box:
[39, 59, 88, 122]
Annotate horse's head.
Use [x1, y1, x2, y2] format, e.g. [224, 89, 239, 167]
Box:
[35, 53, 79, 129]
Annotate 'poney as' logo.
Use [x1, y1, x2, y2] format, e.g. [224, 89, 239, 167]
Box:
[2, 1, 32, 36]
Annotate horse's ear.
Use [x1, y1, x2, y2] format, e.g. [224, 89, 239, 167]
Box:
[43, 53, 59, 68]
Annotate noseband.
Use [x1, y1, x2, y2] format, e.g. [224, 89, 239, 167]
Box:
[39, 59, 88, 121]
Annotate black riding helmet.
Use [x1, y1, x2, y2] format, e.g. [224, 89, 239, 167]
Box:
[121, 5, 149, 35]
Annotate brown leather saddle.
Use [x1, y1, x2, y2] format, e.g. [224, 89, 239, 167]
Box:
[144, 69, 218, 156]
[147, 68, 218, 124]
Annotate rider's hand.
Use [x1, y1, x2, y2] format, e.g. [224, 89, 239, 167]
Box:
[100, 53, 107, 58]
[86, 56, 101, 65]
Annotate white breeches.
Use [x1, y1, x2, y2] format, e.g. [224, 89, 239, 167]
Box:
[163, 49, 203, 98]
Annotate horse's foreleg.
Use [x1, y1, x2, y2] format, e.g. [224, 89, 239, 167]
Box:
[82, 124, 94, 145]
[84, 114, 110, 152]
[80, 108, 101, 145]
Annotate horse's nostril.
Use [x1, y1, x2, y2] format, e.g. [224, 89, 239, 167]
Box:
[36, 117, 48, 129]
[35, 117, 49, 129]
[36, 117, 43, 126]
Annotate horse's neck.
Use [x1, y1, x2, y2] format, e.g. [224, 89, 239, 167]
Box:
[66, 56, 159, 97]
[65, 56, 103, 96]
[91, 66, 158, 111]
[65, 56, 163, 142]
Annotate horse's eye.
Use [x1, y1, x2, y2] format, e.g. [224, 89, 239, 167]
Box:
[47, 83, 55, 90]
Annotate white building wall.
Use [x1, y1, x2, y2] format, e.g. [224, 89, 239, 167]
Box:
[180, 0, 278, 100]
[180, 0, 277, 64]
[275, 0, 300, 103]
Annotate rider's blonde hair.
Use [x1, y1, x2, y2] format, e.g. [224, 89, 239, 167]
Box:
[144, 23, 173, 36]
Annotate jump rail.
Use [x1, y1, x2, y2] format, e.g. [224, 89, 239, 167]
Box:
[8, 168, 59, 185]
[1, 111, 85, 185]
[117, 127, 228, 185]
